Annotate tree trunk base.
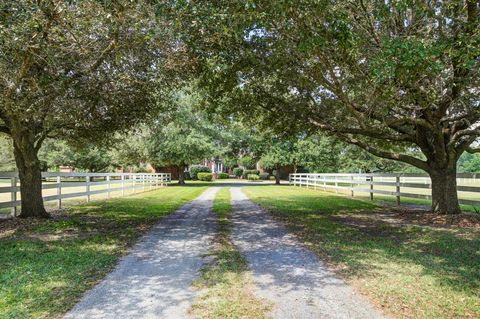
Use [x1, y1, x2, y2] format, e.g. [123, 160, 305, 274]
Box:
[19, 210, 50, 219]
[430, 170, 461, 215]
[12, 132, 50, 219]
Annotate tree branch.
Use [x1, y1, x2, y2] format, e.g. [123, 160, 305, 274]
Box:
[338, 133, 430, 171]
[309, 118, 415, 143]
[0, 125, 10, 135]
[448, 125, 480, 147]
[465, 146, 480, 154]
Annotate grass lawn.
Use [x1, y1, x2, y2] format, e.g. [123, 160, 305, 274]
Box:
[336, 187, 480, 213]
[190, 187, 270, 319]
[295, 183, 480, 213]
[243, 185, 480, 319]
[0, 185, 207, 319]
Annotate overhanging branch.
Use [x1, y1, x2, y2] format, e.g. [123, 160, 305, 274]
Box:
[309, 118, 415, 143]
[338, 134, 430, 171]
[466, 146, 480, 153]
[0, 125, 11, 135]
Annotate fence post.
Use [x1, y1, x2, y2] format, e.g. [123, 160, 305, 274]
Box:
[133, 174, 136, 193]
[370, 176, 374, 201]
[121, 175, 125, 196]
[335, 175, 338, 194]
[57, 176, 62, 209]
[350, 175, 354, 197]
[314, 175, 317, 190]
[86, 176, 91, 203]
[106, 175, 110, 199]
[11, 177, 17, 217]
[396, 175, 401, 206]
[149, 174, 152, 191]
[142, 174, 145, 192]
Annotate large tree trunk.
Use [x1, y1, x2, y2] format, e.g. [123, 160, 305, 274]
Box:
[178, 165, 186, 185]
[275, 164, 281, 185]
[12, 131, 49, 218]
[429, 168, 461, 215]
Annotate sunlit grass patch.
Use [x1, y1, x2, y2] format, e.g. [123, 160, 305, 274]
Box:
[190, 188, 270, 319]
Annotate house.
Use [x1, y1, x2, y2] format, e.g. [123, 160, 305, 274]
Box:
[202, 158, 228, 174]
[59, 165, 74, 173]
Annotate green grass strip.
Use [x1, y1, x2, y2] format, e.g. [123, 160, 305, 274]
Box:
[190, 187, 270, 319]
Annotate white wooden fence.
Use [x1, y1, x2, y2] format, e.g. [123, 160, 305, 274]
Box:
[0, 172, 171, 216]
[289, 173, 480, 207]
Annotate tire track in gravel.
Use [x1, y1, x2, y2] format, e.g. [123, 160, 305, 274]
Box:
[64, 187, 220, 319]
[229, 187, 386, 319]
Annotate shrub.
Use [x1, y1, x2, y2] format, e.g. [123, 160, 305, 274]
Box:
[189, 165, 210, 180]
[133, 167, 151, 173]
[247, 174, 259, 181]
[217, 172, 229, 179]
[242, 169, 259, 179]
[183, 171, 191, 180]
[197, 172, 213, 181]
[269, 175, 276, 180]
[232, 167, 243, 178]
[259, 172, 269, 180]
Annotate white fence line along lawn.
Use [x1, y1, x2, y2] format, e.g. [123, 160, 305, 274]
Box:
[289, 173, 480, 208]
[0, 172, 171, 217]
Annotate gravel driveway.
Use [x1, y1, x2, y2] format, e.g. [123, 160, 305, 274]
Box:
[64, 187, 220, 319]
[229, 187, 386, 319]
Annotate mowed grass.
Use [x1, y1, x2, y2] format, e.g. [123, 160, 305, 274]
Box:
[243, 185, 480, 319]
[0, 185, 207, 319]
[190, 187, 270, 319]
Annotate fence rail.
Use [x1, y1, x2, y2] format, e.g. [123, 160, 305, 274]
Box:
[289, 173, 480, 207]
[0, 172, 171, 216]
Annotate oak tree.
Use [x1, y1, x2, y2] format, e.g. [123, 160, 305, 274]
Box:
[0, 1, 185, 217]
[171, 0, 480, 214]
[146, 94, 216, 185]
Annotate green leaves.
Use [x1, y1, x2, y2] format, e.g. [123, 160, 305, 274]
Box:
[0, 0, 190, 144]
[170, 0, 479, 181]
[371, 37, 445, 85]
[145, 93, 217, 167]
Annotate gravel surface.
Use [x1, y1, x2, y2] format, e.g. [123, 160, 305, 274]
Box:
[229, 187, 386, 319]
[64, 187, 220, 319]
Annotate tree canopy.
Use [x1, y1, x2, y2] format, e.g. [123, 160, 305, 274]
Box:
[145, 93, 217, 184]
[168, 0, 480, 214]
[1, 1, 478, 216]
[0, 0, 191, 216]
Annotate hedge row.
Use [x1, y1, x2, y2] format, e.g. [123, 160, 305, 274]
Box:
[197, 172, 213, 181]
[232, 167, 243, 177]
[217, 172, 229, 179]
[242, 169, 259, 179]
[189, 165, 210, 180]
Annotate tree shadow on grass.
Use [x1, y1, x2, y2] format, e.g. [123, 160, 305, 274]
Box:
[248, 192, 480, 295]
